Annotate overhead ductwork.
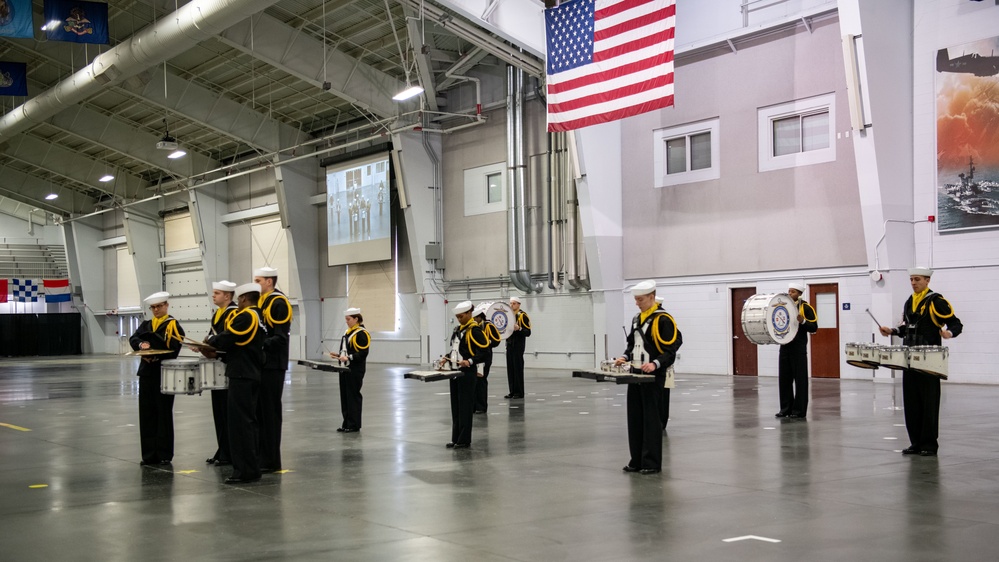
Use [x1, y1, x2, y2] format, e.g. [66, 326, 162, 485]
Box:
[0, 0, 286, 140]
[507, 66, 533, 294]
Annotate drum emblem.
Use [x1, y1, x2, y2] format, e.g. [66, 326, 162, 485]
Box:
[490, 310, 509, 333]
[771, 305, 791, 338]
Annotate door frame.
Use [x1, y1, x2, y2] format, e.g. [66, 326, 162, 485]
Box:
[730, 286, 758, 376]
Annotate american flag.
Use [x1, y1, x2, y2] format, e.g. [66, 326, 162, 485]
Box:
[545, 0, 676, 132]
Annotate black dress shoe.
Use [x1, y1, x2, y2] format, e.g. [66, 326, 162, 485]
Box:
[452, 443, 470, 449]
[775, 411, 789, 418]
[139, 460, 159, 466]
[215, 460, 232, 467]
[504, 394, 514, 399]
[445, 442, 455, 449]
[919, 450, 937, 456]
[788, 413, 805, 419]
[336, 427, 345, 432]
[341, 428, 359, 433]
[158, 460, 173, 465]
[639, 468, 661, 475]
[901, 447, 920, 455]
[206, 457, 217, 464]
[622, 465, 640, 473]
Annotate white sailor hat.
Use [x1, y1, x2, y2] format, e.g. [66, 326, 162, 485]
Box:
[212, 280, 237, 292]
[509, 295, 522, 304]
[629, 280, 657, 296]
[655, 296, 664, 304]
[235, 282, 262, 299]
[908, 266, 933, 277]
[344, 307, 361, 316]
[473, 303, 488, 317]
[453, 300, 473, 314]
[253, 266, 278, 278]
[788, 282, 806, 293]
[144, 291, 170, 305]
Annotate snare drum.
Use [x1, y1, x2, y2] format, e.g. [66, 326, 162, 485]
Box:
[599, 360, 630, 374]
[908, 346, 949, 379]
[845, 342, 880, 369]
[161, 358, 203, 395]
[200, 359, 228, 390]
[741, 293, 799, 345]
[878, 346, 909, 370]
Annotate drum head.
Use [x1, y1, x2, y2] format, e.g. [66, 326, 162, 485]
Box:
[485, 301, 515, 339]
[765, 293, 799, 345]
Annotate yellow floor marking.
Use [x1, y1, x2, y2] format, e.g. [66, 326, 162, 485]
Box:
[0, 423, 31, 432]
[29, 484, 49, 489]
[176, 470, 199, 474]
[274, 469, 294, 474]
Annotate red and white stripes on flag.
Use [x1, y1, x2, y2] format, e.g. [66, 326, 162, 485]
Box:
[545, 0, 675, 132]
[43, 279, 71, 303]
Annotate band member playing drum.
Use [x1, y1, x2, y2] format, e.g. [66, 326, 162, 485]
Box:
[202, 281, 238, 466]
[615, 280, 682, 475]
[207, 283, 267, 484]
[504, 296, 532, 399]
[331, 307, 370, 433]
[879, 267, 963, 456]
[473, 304, 502, 414]
[448, 301, 489, 449]
[253, 266, 292, 474]
[776, 282, 818, 419]
[129, 291, 185, 466]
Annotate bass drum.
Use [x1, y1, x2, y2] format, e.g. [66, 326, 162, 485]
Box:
[740, 293, 799, 345]
[480, 301, 516, 340]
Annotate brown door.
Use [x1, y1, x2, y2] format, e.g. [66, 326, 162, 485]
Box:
[732, 287, 758, 376]
[809, 283, 840, 378]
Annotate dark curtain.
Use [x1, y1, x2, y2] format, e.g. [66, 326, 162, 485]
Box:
[0, 313, 82, 357]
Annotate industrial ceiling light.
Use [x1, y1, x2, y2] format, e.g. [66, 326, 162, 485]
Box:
[45, 193, 59, 200]
[392, 85, 424, 101]
[41, 20, 60, 31]
[157, 118, 186, 158]
[167, 149, 187, 159]
[99, 174, 115, 182]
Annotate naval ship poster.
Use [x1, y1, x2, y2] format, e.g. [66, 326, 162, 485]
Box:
[936, 36, 999, 232]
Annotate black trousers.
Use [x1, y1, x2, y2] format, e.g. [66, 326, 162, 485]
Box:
[626, 376, 664, 470]
[902, 369, 942, 453]
[506, 341, 525, 396]
[138, 374, 174, 463]
[210, 389, 230, 462]
[339, 370, 364, 430]
[257, 369, 285, 470]
[450, 369, 477, 445]
[660, 388, 671, 429]
[778, 351, 809, 415]
[475, 356, 492, 412]
[228, 377, 260, 481]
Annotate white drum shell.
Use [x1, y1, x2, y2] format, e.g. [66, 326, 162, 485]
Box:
[740, 293, 800, 345]
[909, 346, 949, 378]
[845, 342, 879, 369]
[200, 359, 228, 390]
[879, 346, 909, 370]
[161, 359, 203, 395]
[600, 360, 630, 374]
[481, 301, 516, 340]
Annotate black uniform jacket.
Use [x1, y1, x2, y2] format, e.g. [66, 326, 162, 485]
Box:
[507, 310, 532, 345]
[207, 306, 266, 382]
[258, 290, 292, 370]
[341, 325, 371, 374]
[623, 309, 682, 374]
[894, 291, 963, 347]
[210, 303, 239, 364]
[451, 320, 490, 372]
[129, 315, 184, 376]
[780, 300, 818, 355]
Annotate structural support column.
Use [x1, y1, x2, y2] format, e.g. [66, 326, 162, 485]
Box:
[574, 122, 626, 367]
[64, 218, 108, 353]
[394, 130, 448, 363]
[190, 182, 230, 291]
[123, 202, 163, 310]
[274, 157, 321, 360]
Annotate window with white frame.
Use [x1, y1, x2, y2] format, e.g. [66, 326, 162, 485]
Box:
[758, 93, 836, 172]
[653, 118, 720, 187]
[464, 162, 506, 216]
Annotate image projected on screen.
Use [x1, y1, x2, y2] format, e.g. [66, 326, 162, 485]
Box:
[327, 153, 392, 266]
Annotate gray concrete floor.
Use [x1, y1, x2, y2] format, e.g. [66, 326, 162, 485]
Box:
[1, 356, 998, 561]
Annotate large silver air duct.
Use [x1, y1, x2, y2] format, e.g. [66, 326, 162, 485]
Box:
[507, 66, 533, 293]
[0, 0, 285, 140]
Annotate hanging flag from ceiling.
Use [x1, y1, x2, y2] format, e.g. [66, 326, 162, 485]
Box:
[0, 61, 28, 96]
[0, 279, 8, 304]
[43, 0, 109, 44]
[545, 0, 676, 132]
[43, 279, 72, 303]
[12, 278, 38, 302]
[0, 0, 34, 39]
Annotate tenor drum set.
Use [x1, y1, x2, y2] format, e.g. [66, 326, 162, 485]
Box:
[160, 358, 230, 395]
[843, 342, 949, 379]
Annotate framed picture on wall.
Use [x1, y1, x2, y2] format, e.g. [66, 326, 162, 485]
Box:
[935, 36, 999, 232]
